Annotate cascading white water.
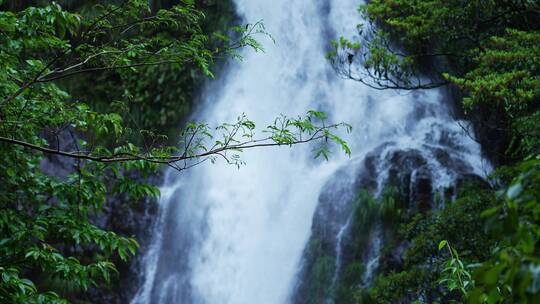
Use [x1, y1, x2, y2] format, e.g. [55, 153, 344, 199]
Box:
[132, 1, 489, 304]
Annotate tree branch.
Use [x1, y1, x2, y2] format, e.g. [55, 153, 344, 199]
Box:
[0, 132, 327, 168]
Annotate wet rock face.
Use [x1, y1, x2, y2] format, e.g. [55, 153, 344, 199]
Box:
[291, 142, 480, 304]
[311, 167, 362, 252]
[382, 148, 430, 210]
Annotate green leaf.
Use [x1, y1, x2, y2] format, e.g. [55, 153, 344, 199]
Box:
[438, 240, 448, 251]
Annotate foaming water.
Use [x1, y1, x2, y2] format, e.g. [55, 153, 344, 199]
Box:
[132, 1, 489, 304]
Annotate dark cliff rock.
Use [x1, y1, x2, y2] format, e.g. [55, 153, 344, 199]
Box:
[291, 140, 482, 304]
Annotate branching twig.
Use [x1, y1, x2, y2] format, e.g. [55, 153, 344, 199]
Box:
[0, 131, 329, 169]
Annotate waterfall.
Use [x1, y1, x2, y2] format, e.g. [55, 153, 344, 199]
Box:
[132, 1, 489, 304]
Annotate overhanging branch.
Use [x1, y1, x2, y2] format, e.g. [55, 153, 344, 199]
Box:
[0, 132, 327, 166]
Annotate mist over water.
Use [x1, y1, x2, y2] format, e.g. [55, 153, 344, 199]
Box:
[132, 1, 488, 303]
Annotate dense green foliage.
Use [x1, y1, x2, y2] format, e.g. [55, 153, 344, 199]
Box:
[0, 1, 351, 302]
[326, 0, 540, 303]
[63, 0, 241, 142]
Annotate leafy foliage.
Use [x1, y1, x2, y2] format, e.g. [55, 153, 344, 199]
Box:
[438, 240, 475, 298]
[468, 156, 540, 303]
[447, 29, 540, 157]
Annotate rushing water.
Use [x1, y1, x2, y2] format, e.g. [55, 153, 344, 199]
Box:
[132, 1, 489, 303]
